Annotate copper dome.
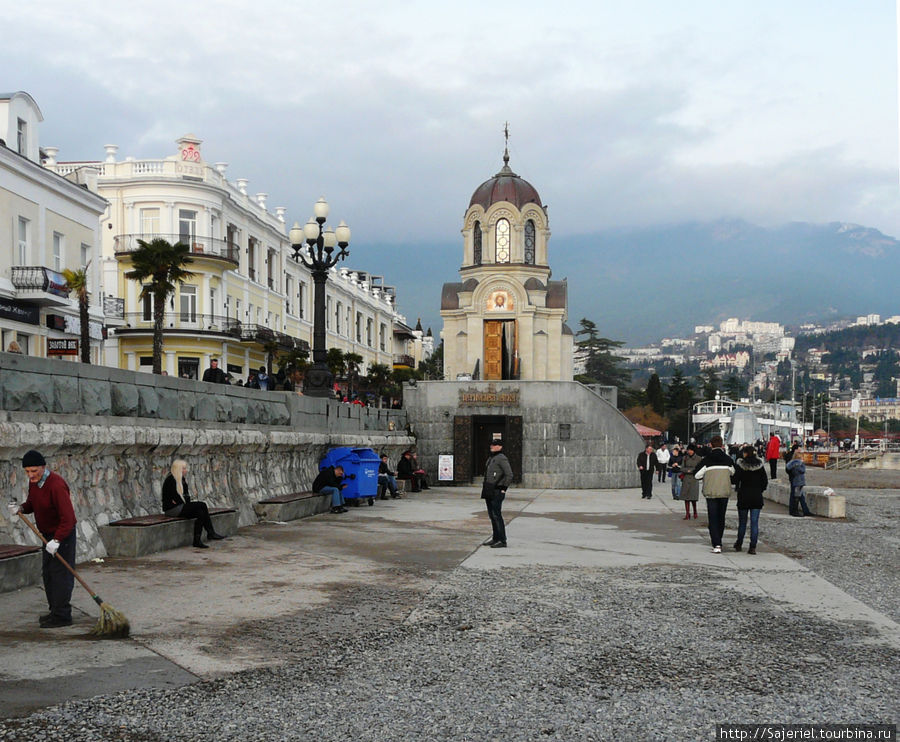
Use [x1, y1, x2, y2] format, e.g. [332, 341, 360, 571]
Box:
[469, 154, 542, 210]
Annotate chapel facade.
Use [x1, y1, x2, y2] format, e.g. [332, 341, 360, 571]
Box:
[440, 144, 573, 381]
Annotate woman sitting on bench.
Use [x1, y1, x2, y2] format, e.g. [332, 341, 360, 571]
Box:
[162, 460, 226, 549]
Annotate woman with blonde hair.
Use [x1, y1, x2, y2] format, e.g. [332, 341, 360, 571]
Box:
[161, 460, 225, 548]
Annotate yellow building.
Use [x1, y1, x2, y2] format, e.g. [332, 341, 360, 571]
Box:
[48, 135, 406, 381]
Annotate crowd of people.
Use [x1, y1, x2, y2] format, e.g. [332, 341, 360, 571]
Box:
[638, 431, 816, 555]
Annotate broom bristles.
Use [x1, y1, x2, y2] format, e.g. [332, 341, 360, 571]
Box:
[90, 602, 130, 639]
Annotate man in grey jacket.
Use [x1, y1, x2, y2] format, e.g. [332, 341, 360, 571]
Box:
[481, 439, 513, 548]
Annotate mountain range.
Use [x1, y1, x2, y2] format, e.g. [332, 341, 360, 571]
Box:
[349, 220, 900, 347]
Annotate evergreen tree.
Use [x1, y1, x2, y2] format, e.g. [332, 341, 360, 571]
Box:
[575, 318, 630, 388]
[645, 373, 665, 415]
[698, 368, 720, 400]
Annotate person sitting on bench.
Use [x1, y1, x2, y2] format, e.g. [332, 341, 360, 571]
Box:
[162, 460, 226, 549]
[313, 464, 348, 514]
[378, 453, 401, 500]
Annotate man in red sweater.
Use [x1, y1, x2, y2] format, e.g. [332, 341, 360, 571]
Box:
[7, 450, 77, 628]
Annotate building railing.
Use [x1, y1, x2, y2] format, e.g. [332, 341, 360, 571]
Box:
[394, 354, 415, 368]
[10, 266, 70, 298]
[116, 313, 310, 351]
[113, 234, 240, 264]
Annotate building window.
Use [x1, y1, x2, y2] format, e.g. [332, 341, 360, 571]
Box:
[178, 209, 197, 246]
[284, 275, 293, 315]
[17, 118, 27, 156]
[17, 217, 29, 265]
[235, 298, 241, 321]
[53, 233, 63, 271]
[495, 218, 510, 263]
[267, 249, 277, 290]
[326, 297, 332, 330]
[179, 285, 196, 323]
[367, 318, 373, 347]
[380, 323, 387, 351]
[298, 282, 305, 319]
[80, 243, 90, 267]
[140, 208, 160, 238]
[473, 221, 482, 264]
[524, 219, 535, 265]
[209, 287, 217, 317]
[335, 302, 342, 334]
[141, 287, 155, 321]
[356, 311, 363, 343]
[248, 237, 258, 281]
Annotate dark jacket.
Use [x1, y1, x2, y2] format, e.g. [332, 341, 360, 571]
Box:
[482, 452, 513, 498]
[693, 447, 735, 499]
[668, 452, 683, 475]
[636, 451, 658, 472]
[396, 456, 414, 480]
[162, 474, 191, 512]
[378, 460, 395, 477]
[202, 366, 227, 384]
[313, 466, 344, 493]
[732, 455, 767, 510]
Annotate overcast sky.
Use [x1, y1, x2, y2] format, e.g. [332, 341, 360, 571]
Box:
[6, 2, 899, 310]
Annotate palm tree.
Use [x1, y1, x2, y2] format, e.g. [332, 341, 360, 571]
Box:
[124, 238, 194, 375]
[366, 363, 392, 407]
[62, 264, 91, 363]
[344, 352, 363, 397]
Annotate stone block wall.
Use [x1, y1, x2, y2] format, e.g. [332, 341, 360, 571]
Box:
[0, 353, 413, 562]
[404, 381, 643, 489]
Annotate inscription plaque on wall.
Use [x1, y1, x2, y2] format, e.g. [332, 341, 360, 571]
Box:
[458, 383, 520, 407]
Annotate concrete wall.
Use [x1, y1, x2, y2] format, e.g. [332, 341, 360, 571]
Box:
[0, 352, 413, 561]
[403, 381, 643, 489]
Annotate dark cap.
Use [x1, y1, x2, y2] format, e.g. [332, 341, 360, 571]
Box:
[490, 439, 503, 447]
[22, 450, 46, 468]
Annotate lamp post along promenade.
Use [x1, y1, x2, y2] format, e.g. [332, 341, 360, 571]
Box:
[288, 198, 351, 397]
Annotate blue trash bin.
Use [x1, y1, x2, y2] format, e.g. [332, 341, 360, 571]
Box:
[319, 447, 381, 505]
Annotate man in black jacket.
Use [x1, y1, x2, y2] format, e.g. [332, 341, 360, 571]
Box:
[636, 445, 658, 499]
[201, 359, 228, 384]
[313, 465, 348, 514]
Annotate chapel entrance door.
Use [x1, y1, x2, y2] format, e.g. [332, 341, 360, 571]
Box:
[484, 320, 516, 380]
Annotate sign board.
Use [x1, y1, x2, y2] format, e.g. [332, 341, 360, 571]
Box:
[437, 454, 454, 482]
[47, 338, 78, 356]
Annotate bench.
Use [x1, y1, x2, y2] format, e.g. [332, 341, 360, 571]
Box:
[764, 481, 846, 518]
[253, 492, 331, 522]
[0, 544, 42, 592]
[98, 508, 238, 557]
[378, 477, 407, 498]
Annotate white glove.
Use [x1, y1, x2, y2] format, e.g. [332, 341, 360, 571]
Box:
[45, 539, 60, 556]
[7, 502, 19, 517]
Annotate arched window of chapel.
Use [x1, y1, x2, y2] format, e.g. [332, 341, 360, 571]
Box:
[495, 218, 510, 263]
[473, 221, 482, 265]
[524, 219, 536, 265]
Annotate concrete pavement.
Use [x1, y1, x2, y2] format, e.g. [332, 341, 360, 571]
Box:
[1, 485, 897, 719]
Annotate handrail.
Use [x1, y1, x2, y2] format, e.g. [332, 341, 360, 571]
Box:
[113, 234, 240, 264]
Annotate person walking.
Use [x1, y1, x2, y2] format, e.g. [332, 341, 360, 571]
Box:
[636, 445, 657, 499]
[7, 450, 77, 628]
[732, 445, 767, 554]
[668, 446, 683, 500]
[201, 358, 228, 384]
[785, 451, 813, 517]
[765, 432, 781, 480]
[162, 460, 226, 548]
[313, 464, 348, 514]
[679, 443, 702, 519]
[693, 435, 735, 553]
[655, 444, 670, 483]
[481, 439, 513, 548]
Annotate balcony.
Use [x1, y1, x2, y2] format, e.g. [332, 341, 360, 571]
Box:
[117, 312, 242, 336]
[10, 266, 71, 307]
[113, 234, 240, 266]
[393, 354, 415, 369]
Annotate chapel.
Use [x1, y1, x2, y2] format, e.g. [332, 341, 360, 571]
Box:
[440, 137, 573, 381]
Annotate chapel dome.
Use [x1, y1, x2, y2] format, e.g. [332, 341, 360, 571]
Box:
[469, 152, 541, 211]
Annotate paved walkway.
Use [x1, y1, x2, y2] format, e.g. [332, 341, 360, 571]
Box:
[1, 485, 898, 722]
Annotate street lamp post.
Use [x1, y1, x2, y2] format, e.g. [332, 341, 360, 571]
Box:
[288, 198, 351, 397]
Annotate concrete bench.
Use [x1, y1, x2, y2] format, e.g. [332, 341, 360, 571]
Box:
[253, 492, 330, 521]
[378, 477, 406, 497]
[765, 481, 846, 518]
[98, 508, 238, 557]
[0, 544, 43, 592]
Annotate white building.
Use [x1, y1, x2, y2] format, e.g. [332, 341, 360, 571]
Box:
[0, 92, 107, 361]
[46, 134, 422, 380]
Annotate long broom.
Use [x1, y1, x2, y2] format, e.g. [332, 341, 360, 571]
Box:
[16, 512, 130, 638]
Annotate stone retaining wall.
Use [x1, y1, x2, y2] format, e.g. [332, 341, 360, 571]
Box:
[0, 353, 413, 563]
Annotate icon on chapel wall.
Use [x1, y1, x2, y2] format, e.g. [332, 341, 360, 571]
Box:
[487, 290, 513, 312]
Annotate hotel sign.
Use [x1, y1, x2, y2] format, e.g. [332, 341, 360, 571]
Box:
[458, 384, 520, 408]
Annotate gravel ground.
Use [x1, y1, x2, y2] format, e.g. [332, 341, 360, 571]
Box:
[0, 563, 896, 742]
[739, 469, 900, 622]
